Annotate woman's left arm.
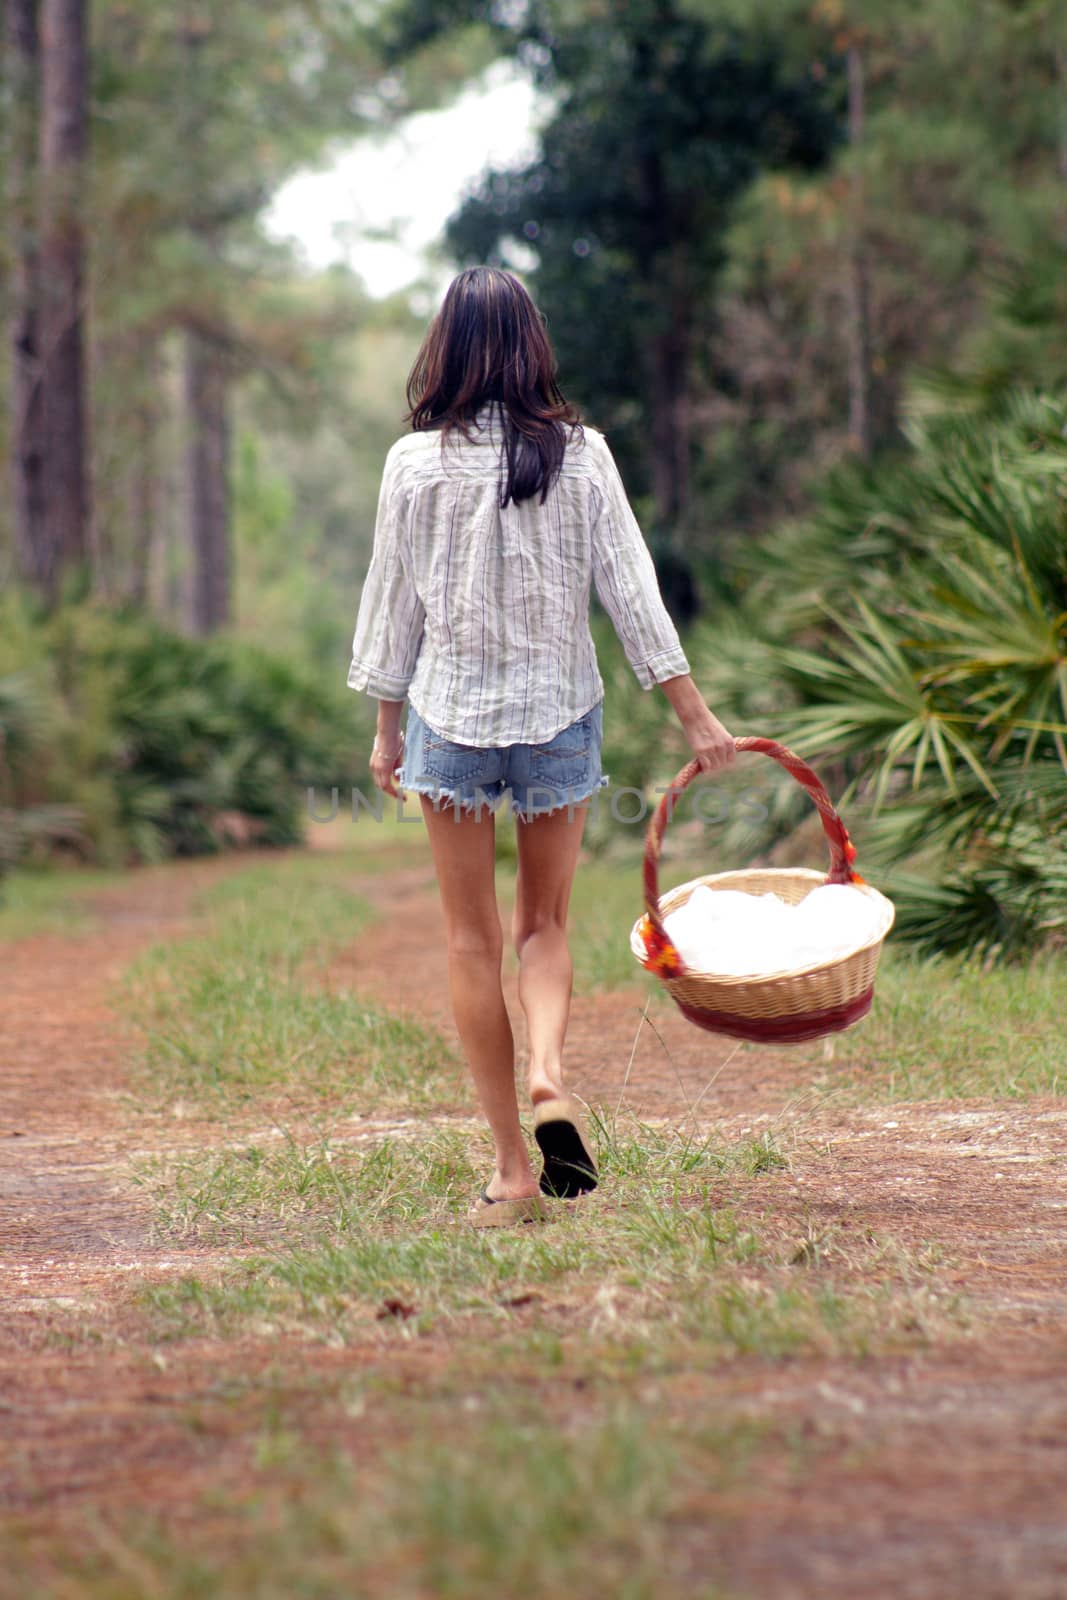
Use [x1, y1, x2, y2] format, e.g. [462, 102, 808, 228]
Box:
[370, 698, 406, 798]
[348, 450, 425, 697]
[348, 445, 425, 792]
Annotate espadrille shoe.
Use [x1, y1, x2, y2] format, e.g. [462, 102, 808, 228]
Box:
[469, 1186, 548, 1229]
[533, 1096, 598, 1198]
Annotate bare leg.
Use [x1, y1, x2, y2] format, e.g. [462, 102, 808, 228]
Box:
[512, 803, 589, 1106]
[419, 797, 539, 1201]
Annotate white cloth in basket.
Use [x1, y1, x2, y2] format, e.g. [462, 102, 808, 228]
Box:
[662, 883, 885, 978]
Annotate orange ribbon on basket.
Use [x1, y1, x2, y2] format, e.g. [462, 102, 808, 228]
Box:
[842, 829, 866, 885]
[637, 914, 685, 979]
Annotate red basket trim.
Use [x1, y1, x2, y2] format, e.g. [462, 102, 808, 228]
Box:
[671, 986, 875, 1044]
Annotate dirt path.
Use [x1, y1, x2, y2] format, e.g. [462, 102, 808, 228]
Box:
[2, 845, 1066, 1598]
[0, 860, 250, 1279]
[335, 854, 1067, 1598]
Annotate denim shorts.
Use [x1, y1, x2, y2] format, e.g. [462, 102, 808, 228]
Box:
[399, 701, 608, 820]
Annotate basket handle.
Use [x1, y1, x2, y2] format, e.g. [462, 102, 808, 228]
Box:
[641, 736, 861, 951]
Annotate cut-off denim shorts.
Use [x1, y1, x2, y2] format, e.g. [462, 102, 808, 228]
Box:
[399, 701, 608, 820]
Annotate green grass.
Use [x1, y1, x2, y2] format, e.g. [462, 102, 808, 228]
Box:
[130, 1118, 956, 1362]
[0, 862, 125, 940]
[121, 849, 460, 1113]
[822, 943, 1067, 1100]
[136, 1118, 790, 1244]
[6, 1391, 768, 1599]
[137, 1213, 952, 1363]
[134, 1126, 484, 1240]
[567, 848, 659, 991]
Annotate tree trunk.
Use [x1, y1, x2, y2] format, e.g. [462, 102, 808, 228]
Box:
[632, 81, 699, 616]
[184, 328, 231, 634]
[635, 131, 693, 539]
[6, 0, 49, 593]
[39, 0, 90, 598]
[642, 253, 699, 620]
[127, 349, 161, 607]
[845, 43, 873, 461]
[1056, 45, 1067, 186]
[647, 302, 692, 535]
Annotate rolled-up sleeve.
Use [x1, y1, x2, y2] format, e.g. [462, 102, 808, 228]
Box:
[589, 434, 690, 690]
[347, 448, 425, 701]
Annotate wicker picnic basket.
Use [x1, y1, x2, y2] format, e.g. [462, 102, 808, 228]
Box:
[629, 736, 895, 1045]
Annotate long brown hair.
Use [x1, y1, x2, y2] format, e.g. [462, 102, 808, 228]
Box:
[405, 267, 582, 507]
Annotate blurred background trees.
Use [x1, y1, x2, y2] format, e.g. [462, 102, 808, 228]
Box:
[1, 0, 1064, 957]
[442, 0, 842, 598]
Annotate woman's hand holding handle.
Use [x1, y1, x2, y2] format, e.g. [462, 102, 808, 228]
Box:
[658, 673, 737, 774]
[681, 705, 736, 773]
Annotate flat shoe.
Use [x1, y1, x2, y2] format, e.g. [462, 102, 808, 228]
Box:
[533, 1096, 598, 1198]
[469, 1186, 548, 1229]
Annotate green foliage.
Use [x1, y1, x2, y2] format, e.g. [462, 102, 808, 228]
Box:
[738, 387, 1067, 957]
[0, 671, 86, 891]
[0, 593, 370, 871]
[584, 377, 1067, 961]
[685, 0, 1067, 532]
[443, 0, 840, 519]
[101, 623, 363, 859]
[231, 304, 425, 673]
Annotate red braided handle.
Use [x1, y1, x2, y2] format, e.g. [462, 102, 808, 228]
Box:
[641, 737, 860, 968]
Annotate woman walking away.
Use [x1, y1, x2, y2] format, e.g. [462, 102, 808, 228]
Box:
[347, 267, 735, 1227]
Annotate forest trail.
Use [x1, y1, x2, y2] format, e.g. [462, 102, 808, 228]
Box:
[2, 843, 1066, 1597]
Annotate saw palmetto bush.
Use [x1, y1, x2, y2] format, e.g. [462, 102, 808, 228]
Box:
[0, 670, 85, 894]
[739, 387, 1067, 958]
[0, 596, 369, 871]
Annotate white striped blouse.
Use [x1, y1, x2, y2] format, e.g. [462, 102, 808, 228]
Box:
[346, 404, 690, 746]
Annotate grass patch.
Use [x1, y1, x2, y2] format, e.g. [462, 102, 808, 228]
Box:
[134, 1126, 484, 1241]
[6, 1394, 768, 1599]
[0, 863, 125, 940]
[136, 1118, 786, 1244]
[139, 1216, 947, 1362]
[121, 852, 460, 1113]
[825, 943, 1067, 1100]
[132, 1119, 957, 1360]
